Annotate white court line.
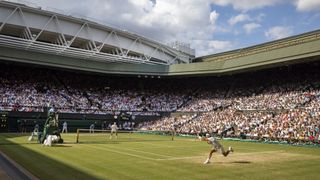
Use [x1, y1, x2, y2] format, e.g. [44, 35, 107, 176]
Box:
[81, 144, 286, 162]
[81, 144, 156, 161]
[155, 150, 286, 161]
[81, 144, 201, 161]
[122, 148, 174, 158]
[134, 140, 269, 151]
[103, 145, 174, 158]
[156, 156, 204, 161]
[129, 144, 205, 150]
[135, 142, 178, 148]
[131, 143, 262, 153]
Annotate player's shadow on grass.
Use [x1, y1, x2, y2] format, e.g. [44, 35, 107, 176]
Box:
[231, 161, 251, 164]
[77, 141, 120, 144]
[50, 144, 73, 147]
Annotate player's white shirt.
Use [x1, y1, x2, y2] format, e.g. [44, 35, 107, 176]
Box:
[111, 124, 118, 131]
[34, 125, 39, 132]
[207, 137, 222, 149]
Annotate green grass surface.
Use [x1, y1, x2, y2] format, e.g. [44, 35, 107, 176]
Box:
[0, 133, 320, 180]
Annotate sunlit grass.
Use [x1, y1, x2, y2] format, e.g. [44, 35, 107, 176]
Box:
[1, 133, 320, 180]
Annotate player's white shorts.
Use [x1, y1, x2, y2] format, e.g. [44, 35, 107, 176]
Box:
[111, 130, 117, 134]
[212, 144, 225, 153]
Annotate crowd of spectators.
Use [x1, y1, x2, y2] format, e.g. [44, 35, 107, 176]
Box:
[138, 114, 197, 131]
[0, 64, 189, 113]
[137, 63, 320, 145]
[143, 98, 320, 144]
[1, 61, 320, 144]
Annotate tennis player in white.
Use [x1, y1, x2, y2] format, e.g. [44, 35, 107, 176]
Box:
[62, 121, 68, 133]
[110, 122, 118, 140]
[199, 133, 233, 164]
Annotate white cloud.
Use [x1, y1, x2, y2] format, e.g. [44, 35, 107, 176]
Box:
[228, 13, 251, 25]
[9, 0, 223, 56]
[210, 11, 219, 25]
[11, 0, 298, 57]
[243, 23, 261, 34]
[209, 40, 233, 50]
[211, 0, 286, 11]
[265, 26, 293, 40]
[192, 40, 234, 56]
[255, 13, 266, 22]
[129, 0, 154, 10]
[295, 0, 320, 12]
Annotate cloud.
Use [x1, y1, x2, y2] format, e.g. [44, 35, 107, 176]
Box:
[10, 0, 302, 57]
[295, 0, 320, 12]
[192, 40, 234, 56]
[243, 23, 261, 34]
[208, 40, 233, 50]
[264, 26, 293, 40]
[211, 0, 286, 11]
[212, 0, 320, 13]
[210, 10, 219, 25]
[255, 13, 266, 22]
[228, 13, 251, 25]
[9, 0, 223, 56]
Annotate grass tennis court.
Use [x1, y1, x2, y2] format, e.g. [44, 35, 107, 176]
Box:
[0, 133, 320, 180]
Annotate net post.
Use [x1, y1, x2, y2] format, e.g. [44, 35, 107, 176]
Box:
[76, 129, 80, 143]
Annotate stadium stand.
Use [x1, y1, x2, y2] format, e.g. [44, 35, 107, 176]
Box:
[0, 63, 190, 113]
[0, 60, 320, 144]
[138, 62, 320, 145]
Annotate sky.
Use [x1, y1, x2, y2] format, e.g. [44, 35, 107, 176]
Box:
[8, 0, 320, 57]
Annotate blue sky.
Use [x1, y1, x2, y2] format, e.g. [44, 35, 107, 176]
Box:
[211, 2, 320, 51]
[9, 0, 320, 57]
